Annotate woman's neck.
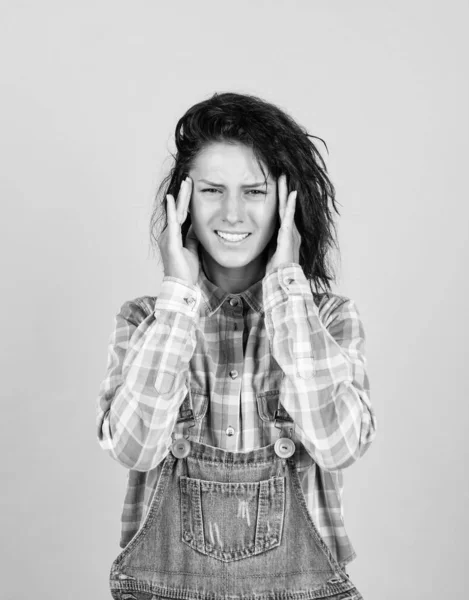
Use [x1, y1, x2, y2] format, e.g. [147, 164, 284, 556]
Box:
[200, 249, 267, 294]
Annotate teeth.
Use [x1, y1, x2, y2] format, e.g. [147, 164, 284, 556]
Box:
[216, 231, 250, 241]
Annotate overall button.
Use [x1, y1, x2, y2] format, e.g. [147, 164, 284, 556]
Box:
[225, 426, 235, 436]
[229, 369, 238, 379]
[171, 438, 191, 458]
[274, 438, 295, 458]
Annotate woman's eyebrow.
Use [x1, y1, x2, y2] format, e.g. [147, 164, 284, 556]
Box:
[198, 178, 271, 187]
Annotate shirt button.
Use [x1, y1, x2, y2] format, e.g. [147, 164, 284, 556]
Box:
[229, 297, 239, 306]
[229, 369, 238, 379]
[283, 278, 294, 286]
[184, 296, 195, 306]
[274, 437, 296, 458]
[226, 426, 235, 436]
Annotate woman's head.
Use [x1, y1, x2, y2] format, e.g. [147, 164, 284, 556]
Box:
[151, 92, 341, 294]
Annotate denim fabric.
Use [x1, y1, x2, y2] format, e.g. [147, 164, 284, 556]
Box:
[97, 265, 377, 564]
[109, 436, 363, 600]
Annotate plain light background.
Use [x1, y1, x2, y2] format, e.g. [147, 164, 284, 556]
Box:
[1, 1, 468, 598]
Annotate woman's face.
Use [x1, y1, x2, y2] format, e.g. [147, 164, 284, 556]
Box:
[187, 141, 278, 289]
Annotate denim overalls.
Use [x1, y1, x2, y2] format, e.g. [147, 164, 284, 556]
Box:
[109, 390, 363, 600]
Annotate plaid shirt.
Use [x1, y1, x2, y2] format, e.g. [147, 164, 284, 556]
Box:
[96, 262, 377, 566]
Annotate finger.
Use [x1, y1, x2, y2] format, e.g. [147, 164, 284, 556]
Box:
[277, 174, 288, 222]
[284, 191, 297, 228]
[179, 177, 193, 224]
[166, 193, 178, 226]
[279, 190, 297, 235]
[175, 178, 189, 225]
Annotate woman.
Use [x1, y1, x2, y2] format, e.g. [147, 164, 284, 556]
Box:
[96, 92, 377, 600]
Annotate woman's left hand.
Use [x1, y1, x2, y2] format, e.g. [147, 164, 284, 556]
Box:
[265, 173, 302, 274]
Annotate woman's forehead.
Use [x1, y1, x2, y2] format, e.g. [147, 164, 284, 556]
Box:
[191, 142, 273, 182]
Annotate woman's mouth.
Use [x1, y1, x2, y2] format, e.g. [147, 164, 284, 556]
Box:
[215, 231, 252, 245]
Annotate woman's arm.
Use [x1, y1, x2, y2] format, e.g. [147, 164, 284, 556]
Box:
[263, 263, 377, 472]
[96, 277, 201, 471]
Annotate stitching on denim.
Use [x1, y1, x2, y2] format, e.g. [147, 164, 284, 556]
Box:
[111, 579, 356, 600]
[179, 475, 285, 563]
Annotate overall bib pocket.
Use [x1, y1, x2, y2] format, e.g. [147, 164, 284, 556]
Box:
[179, 475, 285, 562]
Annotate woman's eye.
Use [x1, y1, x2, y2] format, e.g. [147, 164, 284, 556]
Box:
[200, 188, 265, 195]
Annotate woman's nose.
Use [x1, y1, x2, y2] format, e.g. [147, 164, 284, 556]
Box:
[221, 192, 246, 223]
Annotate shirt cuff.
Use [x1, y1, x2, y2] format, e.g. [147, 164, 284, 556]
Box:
[154, 276, 202, 317]
[263, 263, 314, 312]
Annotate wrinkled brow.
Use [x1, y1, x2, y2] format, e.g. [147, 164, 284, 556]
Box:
[198, 179, 272, 187]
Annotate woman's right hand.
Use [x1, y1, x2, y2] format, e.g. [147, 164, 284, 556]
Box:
[158, 176, 201, 286]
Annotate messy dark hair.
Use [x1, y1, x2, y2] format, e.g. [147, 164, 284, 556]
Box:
[150, 92, 342, 295]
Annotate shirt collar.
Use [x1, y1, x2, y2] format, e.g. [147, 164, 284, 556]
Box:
[196, 263, 264, 316]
